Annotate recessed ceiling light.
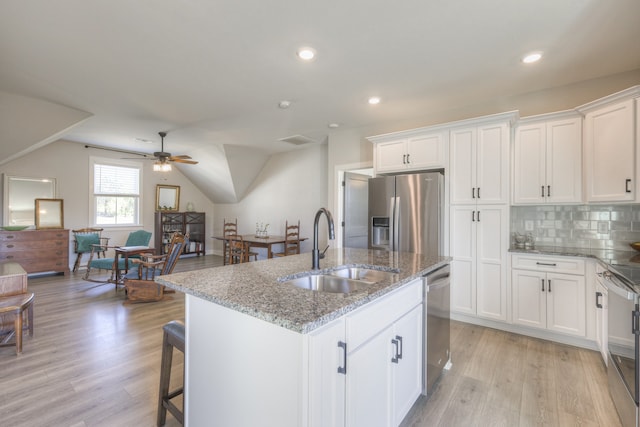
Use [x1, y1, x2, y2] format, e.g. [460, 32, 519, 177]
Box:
[278, 100, 291, 109]
[297, 47, 316, 61]
[522, 52, 543, 64]
[328, 123, 340, 128]
[368, 97, 381, 105]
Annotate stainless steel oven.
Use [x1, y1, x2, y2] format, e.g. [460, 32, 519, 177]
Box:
[605, 265, 640, 427]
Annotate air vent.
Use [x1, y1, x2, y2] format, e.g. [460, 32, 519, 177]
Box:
[278, 134, 318, 146]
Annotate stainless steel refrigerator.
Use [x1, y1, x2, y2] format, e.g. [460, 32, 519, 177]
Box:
[368, 171, 443, 255]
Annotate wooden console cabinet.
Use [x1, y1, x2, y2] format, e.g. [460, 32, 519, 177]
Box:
[0, 230, 70, 275]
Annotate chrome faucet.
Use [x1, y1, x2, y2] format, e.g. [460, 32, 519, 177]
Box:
[312, 208, 335, 270]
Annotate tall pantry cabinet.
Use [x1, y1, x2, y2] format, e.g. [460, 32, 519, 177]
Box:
[449, 112, 516, 321]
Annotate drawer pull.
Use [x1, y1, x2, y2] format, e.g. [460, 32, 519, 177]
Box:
[6, 244, 13, 248]
[536, 262, 557, 267]
[337, 341, 347, 374]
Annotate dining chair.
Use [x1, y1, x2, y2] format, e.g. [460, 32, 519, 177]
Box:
[275, 220, 301, 257]
[226, 234, 249, 264]
[83, 229, 152, 283]
[123, 232, 186, 303]
[223, 219, 257, 263]
[71, 228, 110, 272]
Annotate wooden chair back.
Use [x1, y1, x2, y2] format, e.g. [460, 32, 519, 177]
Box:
[71, 227, 110, 272]
[282, 220, 301, 256]
[226, 234, 248, 264]
[223, 218, 238, 265]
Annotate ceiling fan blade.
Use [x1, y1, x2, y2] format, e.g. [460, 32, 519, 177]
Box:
[171, 158, 198, 164]
[168, 154, 192, 160]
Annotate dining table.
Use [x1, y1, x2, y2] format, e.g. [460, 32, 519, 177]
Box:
[212, 234, 308, 259]
[113, 245, 154, 284]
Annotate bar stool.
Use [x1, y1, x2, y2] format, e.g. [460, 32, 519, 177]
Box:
[157, 320, 185, 426]
[0, 292, 35, 355]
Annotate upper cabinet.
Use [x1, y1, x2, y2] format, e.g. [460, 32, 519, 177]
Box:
[512, 111, 582, 205]
[369, 128, 447, 174]
[449, 112, 517, 205]
[577, 87, 640, 203]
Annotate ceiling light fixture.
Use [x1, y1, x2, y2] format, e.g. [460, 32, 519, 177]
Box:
[153, 159, 172, 172]
[278, 100, 291, 109]
[522, 52, 543, 64]
[297, 47, 316, 61]
[328, 123, 340, 128]
[368, 96, 381, 105]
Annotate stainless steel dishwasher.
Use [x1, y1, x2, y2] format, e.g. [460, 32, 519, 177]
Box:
[423, 264, 451, 395]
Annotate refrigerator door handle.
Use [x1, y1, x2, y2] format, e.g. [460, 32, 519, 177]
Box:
[393, 196, 400, 251]
[389, 197, 395, 251]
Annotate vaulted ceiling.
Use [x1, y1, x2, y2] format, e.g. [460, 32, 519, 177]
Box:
[1, 0, 640, 202]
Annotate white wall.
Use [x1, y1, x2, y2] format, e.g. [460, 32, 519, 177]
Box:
[0, 139, 215, 269]
[212, 144, 328, 258]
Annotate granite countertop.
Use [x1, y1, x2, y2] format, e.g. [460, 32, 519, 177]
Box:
[157, 247, 450, 334]
[509, 245, 640, 268]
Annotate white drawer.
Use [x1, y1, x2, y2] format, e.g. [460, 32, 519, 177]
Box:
[511, 254, 585, 275]
[346, 279, 422, 351]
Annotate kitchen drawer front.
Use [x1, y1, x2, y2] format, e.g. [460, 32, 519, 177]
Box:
[511, 254, 585, 275]
[346, 279, 422, 350]
[0, 230, 69, 242]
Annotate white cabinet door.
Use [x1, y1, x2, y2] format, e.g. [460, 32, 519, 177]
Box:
[376, 139, 408, 173]
[546, 272, 586, 336]
[406, 132, 446, 170]
[307, 319, 346, 427]
[595, 280, 608, 364]
[476, 122, 510, 204]
[512, 269, 547, 330]
[450, 205, 476, 315]
[346, 325, 393, 427]
[450, 128, 476, 204]
[546, 117, 582, 203]
[513, 122, 546, 204]
[391, 305, 423, 427]
[584, 99, 635, 202]
[476, 205, 509, 321]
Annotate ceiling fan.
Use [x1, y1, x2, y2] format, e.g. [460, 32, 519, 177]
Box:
[149, 131, 198, 171]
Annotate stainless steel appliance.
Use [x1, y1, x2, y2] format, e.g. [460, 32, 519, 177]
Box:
[423, 264, 450, 395]
[368, 171, 443, 254]
[603, 263, 640, 426]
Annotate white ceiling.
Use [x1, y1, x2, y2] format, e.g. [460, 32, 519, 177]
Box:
[1, 0, 640, 202]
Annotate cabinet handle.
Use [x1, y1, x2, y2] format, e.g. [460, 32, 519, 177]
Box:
[406, 153, 410, 164]
[6, 244, 13, 248]
[477, 187, 480, 199]
[396, 335, 403, 360]
[472, 188, 476, 199]
[477, 211, 480, 222]
[541, 278, 545, 292]
[472, 211, 475, 222]
[337, 341, 347, 374]
[596, 291, 603, 309]
[626, 179, 632, 193]
[536, 262, 557, 267]
[548, 279, 552, 293]
[391, 338, 400, 363]
[541, 186, 545, 197]
[547, 185, 551, 197]
[402, 154, 406, 164]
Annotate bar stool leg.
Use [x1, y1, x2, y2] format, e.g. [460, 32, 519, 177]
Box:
[14, 310, 23, 355]
[157, 329, 173, 426]
[157, 320, 185, 426]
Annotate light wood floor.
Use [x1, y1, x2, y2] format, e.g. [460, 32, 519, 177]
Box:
[401, 321, 622, 427]
[1, 255, 623, 427]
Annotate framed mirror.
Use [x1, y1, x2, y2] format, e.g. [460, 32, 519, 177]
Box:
[156, 185, 180, 211]
[35, 198, 64, 229]
[3, 175, 57, 227]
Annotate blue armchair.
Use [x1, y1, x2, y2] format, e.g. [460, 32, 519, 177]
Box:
[83, 230, 152, 284]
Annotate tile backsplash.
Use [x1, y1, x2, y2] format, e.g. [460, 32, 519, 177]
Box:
[511, 204, 640, 251]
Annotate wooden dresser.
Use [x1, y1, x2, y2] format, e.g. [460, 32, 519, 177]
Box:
[0, 230, 70, 275]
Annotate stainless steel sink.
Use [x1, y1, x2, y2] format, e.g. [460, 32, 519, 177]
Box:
[285, 274, 369, 293]
[328, 267, 398, 283]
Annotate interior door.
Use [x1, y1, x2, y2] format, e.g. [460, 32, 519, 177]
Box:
[344, 172, 370, 248]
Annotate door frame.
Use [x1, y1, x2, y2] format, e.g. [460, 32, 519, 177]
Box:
[332, 162, 373, 249]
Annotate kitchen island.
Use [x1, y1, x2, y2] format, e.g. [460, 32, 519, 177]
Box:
[158, 247, 450, 427]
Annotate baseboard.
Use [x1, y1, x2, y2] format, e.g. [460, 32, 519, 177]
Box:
[451, 312, 599, 351]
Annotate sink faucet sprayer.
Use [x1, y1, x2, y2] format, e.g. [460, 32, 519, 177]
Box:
[312, 208, 335, 270]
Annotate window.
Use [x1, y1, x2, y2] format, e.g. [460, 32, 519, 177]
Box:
[91, 158, 142, 226]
